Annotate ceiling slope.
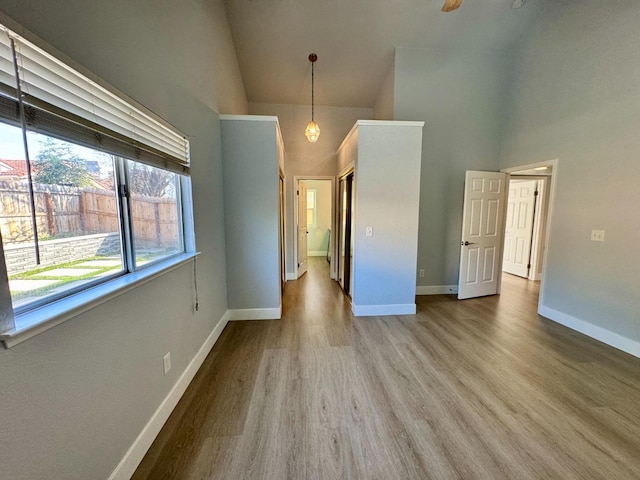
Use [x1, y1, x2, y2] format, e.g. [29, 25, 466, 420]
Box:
[223, 0, 547, 108]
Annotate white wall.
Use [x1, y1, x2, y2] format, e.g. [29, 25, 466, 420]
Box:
[393, 46, 509, 290]
[0, 1, 247, 479]
[248, 103, 372, 278]
[500, 1, 640, 350]
[305, 179, 332, 255]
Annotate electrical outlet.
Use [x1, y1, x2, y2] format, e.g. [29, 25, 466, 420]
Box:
[419, 269, 425, 277]
[591, 230, 605, 242]
[163, 352, 171, 375]
[366, 226, 373, 237]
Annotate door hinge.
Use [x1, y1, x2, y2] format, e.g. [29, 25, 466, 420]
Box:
[527, 263, 531, 269]
[297, 190, 299, 195]
[534, 190, 539, 196]
[297, 262, 300, 267]
[118, 184, 129, 198]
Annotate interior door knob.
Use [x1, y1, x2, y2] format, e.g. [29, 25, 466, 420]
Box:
[462, 241, 475, 246]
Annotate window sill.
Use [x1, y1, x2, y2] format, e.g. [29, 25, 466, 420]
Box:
[1, 252, 200, 348]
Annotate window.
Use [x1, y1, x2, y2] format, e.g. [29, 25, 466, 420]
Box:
[127, 162, 183, 266]
[0, 22, 192, 343]
[2, 125, 124, 311]
[306, 189, 316, 226]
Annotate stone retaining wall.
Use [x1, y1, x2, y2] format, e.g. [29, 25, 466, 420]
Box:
[5, 233, 120, 275]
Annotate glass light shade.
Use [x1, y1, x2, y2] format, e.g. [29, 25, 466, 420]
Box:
[305, 120, 320, 143]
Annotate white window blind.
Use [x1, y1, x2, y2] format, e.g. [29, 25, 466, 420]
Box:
[0, 24, 189, 174]
[0, 26, 16, 97]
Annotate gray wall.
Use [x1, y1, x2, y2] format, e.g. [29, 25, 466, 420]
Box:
[248, 103, 372, 277]
[0, 1, 247, 479]
[347, 122, 423, 312]
[221, 117, 281, 311]
[373, 62, 395, 121]
[393, 46, 509, 289]
[500, 1, 640, 343]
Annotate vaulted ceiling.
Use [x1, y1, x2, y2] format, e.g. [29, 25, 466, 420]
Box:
[224, 0, 548, 108]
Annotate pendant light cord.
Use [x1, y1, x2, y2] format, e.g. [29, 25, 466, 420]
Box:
[311, 60, 315, 121]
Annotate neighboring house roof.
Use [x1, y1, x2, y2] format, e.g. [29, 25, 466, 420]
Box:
[0, 159, 112, 190]
[0, 159, 28, 178]
[88, 178, 114, 190]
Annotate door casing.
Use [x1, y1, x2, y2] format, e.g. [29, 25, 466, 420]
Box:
[457, 159, 557, 309]
[293, 176, 336, 280]
[501, 159, 558, 313]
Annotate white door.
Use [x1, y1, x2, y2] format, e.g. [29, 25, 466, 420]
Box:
[458, 171, 508, 300]
[297, 181, 308, 277]
[503, 180, 537, 278]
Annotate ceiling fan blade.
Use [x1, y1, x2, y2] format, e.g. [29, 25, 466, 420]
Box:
[442, 0, 463, 12]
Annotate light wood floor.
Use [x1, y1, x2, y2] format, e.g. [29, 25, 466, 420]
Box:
[133, 257, 640, 479]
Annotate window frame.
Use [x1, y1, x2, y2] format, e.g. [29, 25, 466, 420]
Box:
[0, 19, 196, 348]
[306, 188, 317, 227]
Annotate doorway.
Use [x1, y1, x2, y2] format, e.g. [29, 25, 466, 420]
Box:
[337, 171, 354, 297]
[457, 160, 557, 311]
[502, 175, 550, 281]
[279, 172, 286, 296]
[501, 160, 556, 308]
[294, 176, 336, 280]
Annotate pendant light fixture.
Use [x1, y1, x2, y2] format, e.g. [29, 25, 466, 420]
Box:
[304, 53, 320, 143]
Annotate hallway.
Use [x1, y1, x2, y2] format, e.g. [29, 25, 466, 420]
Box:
[134, 258, 640, 479]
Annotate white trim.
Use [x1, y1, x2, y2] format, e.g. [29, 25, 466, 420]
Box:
[219, 114, 278, 122]
[502, 159, 556, 175]
[308, 251, 328, 257]
[337, 164, 355, 181]
[352, 303, 416, 317]
[1, 253, 200, 348]
[356, 120, 425, 128]
[0, 238, 14, 334]
[221, 310, 232, 323]
[338, 123, 360, 154]
[219, 115, 284, 159]
[286, 272, 297, 281]
[416, 285, 458, 295]
[538, 305, 640, 359]
[108, 313, 229, 480]
[337, 120, 425, 153]
[226, 306, 281, 321]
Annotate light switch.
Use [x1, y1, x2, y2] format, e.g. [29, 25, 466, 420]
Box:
[366, 226, 373, 237]
[591, 230, 605, 242]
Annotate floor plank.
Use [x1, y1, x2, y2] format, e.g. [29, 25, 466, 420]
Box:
[133, 259, 640, 479]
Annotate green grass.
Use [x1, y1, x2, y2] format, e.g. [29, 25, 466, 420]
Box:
[9, 257, 114, 280]
[8, 256, 122, 302]
[8, 252, 173, 303]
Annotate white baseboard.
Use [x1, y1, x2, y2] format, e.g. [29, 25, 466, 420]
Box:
[538, 305, 640, 359]
[108, 314, 230, 480]
[308, 251, 328, 257]
[286, 272, 297, 281]
[416, 285, 458, 295]
[352, 303, 416, 316]
[226, 306, 281, 321]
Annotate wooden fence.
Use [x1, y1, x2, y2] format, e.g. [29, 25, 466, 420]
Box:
[0, 180, 178, 248]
